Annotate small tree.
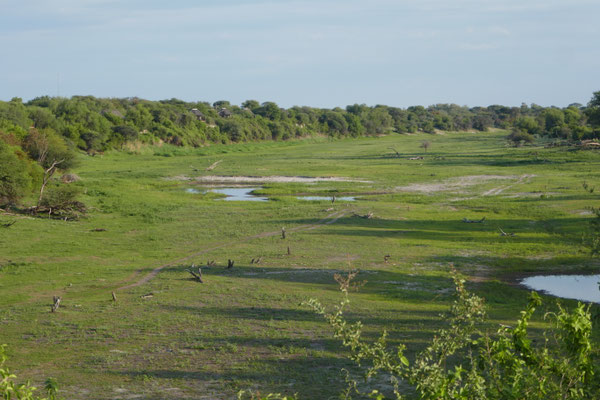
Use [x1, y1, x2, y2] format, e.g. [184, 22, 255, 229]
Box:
[507, 129, 534, 147]
[23, 129, 77, 210]
[38, 183, 85, 218]
[306, 270, 598, 400]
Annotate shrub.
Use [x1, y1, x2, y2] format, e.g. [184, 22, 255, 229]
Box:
[38, 183, 85, 218]
[0, 141, 33, 206]
[507, 129, 534, 146]
[305, 270, 598, 400]
[1, 345, 58, 400]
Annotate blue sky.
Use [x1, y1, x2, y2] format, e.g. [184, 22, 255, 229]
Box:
[1, 0, 599, 108]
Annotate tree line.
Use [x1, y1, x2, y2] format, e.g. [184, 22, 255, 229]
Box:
[1, 93, 599, 152]
[1, 92, 600, 208]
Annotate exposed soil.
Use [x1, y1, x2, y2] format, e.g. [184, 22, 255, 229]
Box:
[170, 175, 371, 183]
[396, 174, 535, 194]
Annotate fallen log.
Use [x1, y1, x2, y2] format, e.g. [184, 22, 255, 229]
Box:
[462, 217, 486, 223]
[499, 227, 516, 237]
[188, 264, 204, 282]
[353, 212, 374, 219]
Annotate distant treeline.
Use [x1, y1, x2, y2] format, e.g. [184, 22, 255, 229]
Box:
[1, 93, 600, 153]
[1, 92, 600, 207]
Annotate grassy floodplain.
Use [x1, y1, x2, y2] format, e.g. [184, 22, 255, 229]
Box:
[1, 130, 599, 399]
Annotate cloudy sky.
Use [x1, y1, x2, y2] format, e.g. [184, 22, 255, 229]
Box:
[1, 0, 599, 108]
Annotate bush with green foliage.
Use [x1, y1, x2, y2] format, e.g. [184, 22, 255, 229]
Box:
[38, 183, 85, 218]
[0, 141, 34, 206]
[507, 129, 535, 146]
[1, 345, 58, 400]
[23, 129, 77, 170]
[304, 270, 598, 400]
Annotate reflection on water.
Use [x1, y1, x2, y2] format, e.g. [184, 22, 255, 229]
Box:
[297, 196, 356, 201]
[521, 274, 600, 303]
[185, 187, 267, 201]
[212, 187, 268, 201]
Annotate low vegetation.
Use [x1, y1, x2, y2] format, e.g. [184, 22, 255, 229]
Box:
[308, 270, 597, 399]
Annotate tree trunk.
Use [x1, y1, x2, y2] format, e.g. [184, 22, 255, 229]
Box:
[36, 159, 64, 210]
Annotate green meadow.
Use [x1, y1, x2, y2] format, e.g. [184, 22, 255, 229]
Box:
[1, 130, 599, 399]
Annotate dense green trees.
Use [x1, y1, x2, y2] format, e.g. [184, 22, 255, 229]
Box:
[0, 141, 35, 206]
[1, 92, 600, 162]
[586, 91, 600, 128]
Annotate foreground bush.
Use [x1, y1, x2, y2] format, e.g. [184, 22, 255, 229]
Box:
[0, 345, 58, 400]
[304, 271, 598, 400]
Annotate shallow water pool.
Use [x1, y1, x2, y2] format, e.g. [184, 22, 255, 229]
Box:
[521, 274, 600, 303]
[212, 187, 268, 201]
[185, 187, 268, 201]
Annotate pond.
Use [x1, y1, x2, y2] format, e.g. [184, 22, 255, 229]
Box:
[213, 187, 267, 201]
[186, 187, 358, 202]
[520, 274, 600, 303]
[186, 187, 268, 201]
[297, 196, 356, 201]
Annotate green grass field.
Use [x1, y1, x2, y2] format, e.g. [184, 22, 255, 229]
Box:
[1, 131, 599, 399]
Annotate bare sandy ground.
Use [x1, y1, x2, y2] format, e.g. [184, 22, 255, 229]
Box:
[396, 174, 535, 196]
[170, 175, 370, 183]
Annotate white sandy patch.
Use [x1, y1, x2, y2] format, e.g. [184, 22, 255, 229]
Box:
[397, 174, 536, 196]
[169, 175, 370, 183]
[397, 175, 517, 194]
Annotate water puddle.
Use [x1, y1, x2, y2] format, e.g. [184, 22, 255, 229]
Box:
[186, 186, 267, 201]
[186, 186, 359, 202]
[211, 187, 267, 201]
[297, 196, 356, 201]
[521, 274, 600, 303]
